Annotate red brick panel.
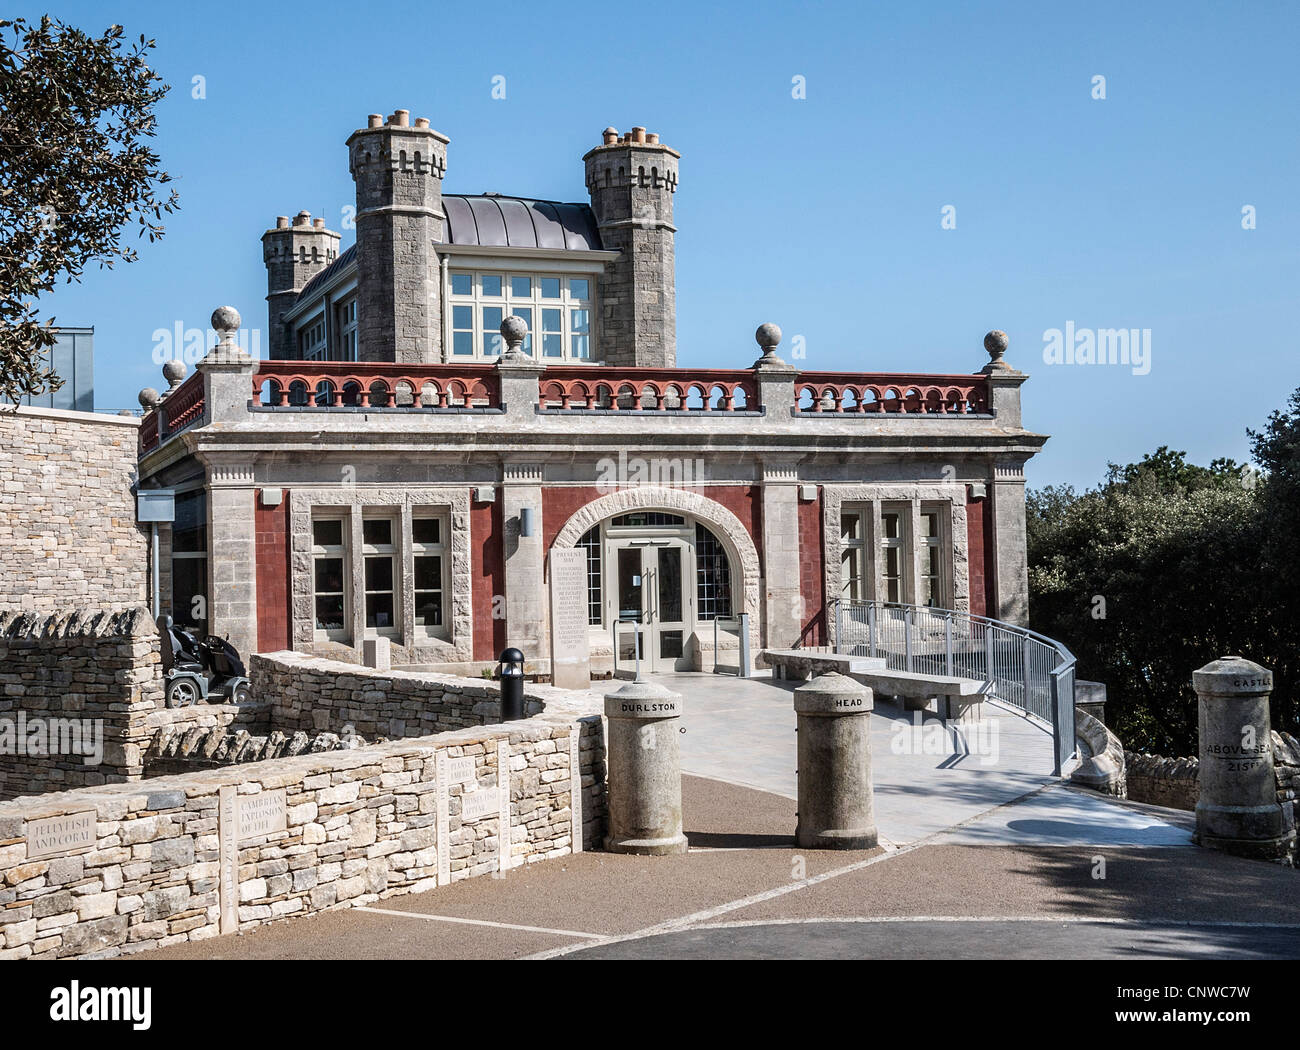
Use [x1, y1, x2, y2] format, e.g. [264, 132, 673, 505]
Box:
[471, 498, 506, 661]
[254, 496, 291, 653]
[966, 494, 995, 619]
[797, 491, 826, 646]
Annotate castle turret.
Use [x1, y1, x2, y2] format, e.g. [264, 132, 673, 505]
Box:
[346, 110, 448, 363]
[584, 126, 679, 368]
[261, 211, 340, 360]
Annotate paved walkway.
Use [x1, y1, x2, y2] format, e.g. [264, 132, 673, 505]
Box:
[669, 671, 1191, 848]
[136, 774, 1300, 961]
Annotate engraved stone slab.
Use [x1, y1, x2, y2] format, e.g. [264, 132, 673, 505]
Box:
[497, 739, 511, 873]
[436, 751, 451, 886]
[447, 756, 477, 785]
[462, 786, 500, 823]
[239, 790, 287, 842]
[218, 785, 238, 935]
[549, 547, 591, 691]
[569, 729, 583, 854]
[25, 811, 96, 860]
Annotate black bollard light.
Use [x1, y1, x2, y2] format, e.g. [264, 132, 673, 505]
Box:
[498, 647, 526, 722]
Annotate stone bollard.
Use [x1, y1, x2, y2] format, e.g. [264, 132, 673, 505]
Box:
[1193, 656, 1295, 860]
[794, 673, 878, 849]
[603, 680, 688, 855]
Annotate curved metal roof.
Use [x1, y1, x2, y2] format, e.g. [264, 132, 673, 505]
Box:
[441, 195, 602, 251]
[290, 195, 602, 315]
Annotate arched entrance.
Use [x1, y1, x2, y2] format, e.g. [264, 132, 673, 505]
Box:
[550, 487, 762, 672]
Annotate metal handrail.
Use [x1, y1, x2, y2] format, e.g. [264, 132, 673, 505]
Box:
[831, 598, 1078, 775]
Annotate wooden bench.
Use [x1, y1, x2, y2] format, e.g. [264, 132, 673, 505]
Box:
[851, 669, 993, 724]
[761, 649, 886, 682]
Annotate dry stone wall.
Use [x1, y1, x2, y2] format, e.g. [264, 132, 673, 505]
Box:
[0, 651, 607, 958]
[0, 407, 147, 613]
[253, 651, 545, 738]
[1124, 752, 1200, 811]
[0, 607, 162, 799]
[0, 708, 606, 959]
[1124, 732, 1300, 832]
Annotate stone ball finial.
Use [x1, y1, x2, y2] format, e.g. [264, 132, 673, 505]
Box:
[212, 306, 241, 334]
[162, 358, 187, 387]
[138, 387, 160, 409]
[984, 330, 1009, 363]
[756, 322, 782, 351]
[500, 314, 529, 350]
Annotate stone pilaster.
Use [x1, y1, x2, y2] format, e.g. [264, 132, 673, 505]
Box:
[761, 458, 803, 649]
[501, 459, 546, 664]
[990, 459, 1029, 625]
[202, 456, 259, 662]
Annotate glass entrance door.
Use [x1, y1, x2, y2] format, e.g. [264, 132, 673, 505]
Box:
[612, 540, 691, 672]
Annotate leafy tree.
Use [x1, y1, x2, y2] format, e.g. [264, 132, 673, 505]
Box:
[1028, 443, 1275, 755]
[0, 17, 177, 403]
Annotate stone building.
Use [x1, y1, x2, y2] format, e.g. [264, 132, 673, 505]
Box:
[135, 109, 1046, 674]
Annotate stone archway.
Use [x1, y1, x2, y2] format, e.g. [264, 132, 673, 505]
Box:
[550, 486, 762, 638]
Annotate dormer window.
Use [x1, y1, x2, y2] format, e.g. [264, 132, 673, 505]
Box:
[448, 271, 595, 362]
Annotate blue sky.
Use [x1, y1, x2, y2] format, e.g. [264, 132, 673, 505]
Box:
[22, 0, 1300, 489]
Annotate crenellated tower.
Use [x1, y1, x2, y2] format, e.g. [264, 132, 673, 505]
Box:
[584, 126, 679, 368]
[261, 211, 340, 360]
[346, 110, 448, 363]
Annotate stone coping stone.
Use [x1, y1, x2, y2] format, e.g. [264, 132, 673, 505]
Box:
[763, 649, 887, 674]
[853, 669, 985, 696]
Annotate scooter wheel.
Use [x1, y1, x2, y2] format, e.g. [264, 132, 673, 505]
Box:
[166, 678, 200, 708]
[231, 683, 252, 706]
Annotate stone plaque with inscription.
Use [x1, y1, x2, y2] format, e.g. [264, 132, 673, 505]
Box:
[461, 786, 500, 823]
[239, 790, 287, 842]
[447, 757, 477, 785]
[549, 546, 591, 690]
[218, 786, 238, 935]
[25, 811, 96, 860]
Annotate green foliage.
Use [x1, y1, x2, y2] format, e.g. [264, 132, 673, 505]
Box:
[0, 17, 177, 403]
[1027, 432, 1294, 756]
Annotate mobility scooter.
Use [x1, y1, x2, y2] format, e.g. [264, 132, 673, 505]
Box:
[157, 614, 253, 707]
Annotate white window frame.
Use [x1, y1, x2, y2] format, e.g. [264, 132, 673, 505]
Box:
[336, 297, 358, 362]
[879, 502, 909, 605]
[411, 512, 449, 641]
[447, 270, 595, 362]
[298, 312, 327, 361]
[919, 503, 951, 609]
[840, 505, 870, 602]
[361, 513, 400, 638]
[311, 514, 350, 642]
